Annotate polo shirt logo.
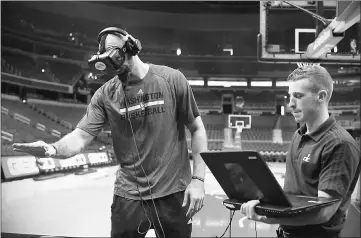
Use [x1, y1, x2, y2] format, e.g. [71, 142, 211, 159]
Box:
[303, 153, 311, 162]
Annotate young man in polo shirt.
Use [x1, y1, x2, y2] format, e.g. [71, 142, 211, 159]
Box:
[240, 65, 360, 238]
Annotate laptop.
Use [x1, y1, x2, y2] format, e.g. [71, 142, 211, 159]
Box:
[201, 150, 340, 217]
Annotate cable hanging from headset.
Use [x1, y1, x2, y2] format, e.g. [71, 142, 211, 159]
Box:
[123, 85, 166, 238]
[128, 119, 166, 238]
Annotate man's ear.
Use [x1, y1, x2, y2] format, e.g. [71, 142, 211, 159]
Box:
[317, 90, 327, 103]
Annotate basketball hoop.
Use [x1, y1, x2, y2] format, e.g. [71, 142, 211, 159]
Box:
[296, 62, 321, 68]
[224, 114, 251, 149]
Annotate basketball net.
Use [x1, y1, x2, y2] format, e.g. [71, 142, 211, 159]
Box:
[236, 125, 243, 135]
[234, 125, 243, 140]
[234, 125, 243, 150]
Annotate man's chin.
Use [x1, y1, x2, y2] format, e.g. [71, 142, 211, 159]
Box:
[117, 69, 130, 77]
[294, 118, 305, 125]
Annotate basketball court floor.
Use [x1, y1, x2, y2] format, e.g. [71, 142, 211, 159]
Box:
[2, 162, 285, 237]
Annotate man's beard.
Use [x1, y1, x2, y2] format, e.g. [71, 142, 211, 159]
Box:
[117, 61, 134, 84]
[117, 63, 133, 84]
[117, 65, 131, 77]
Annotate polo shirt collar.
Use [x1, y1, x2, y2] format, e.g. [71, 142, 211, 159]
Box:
[297, 115, 336, 142]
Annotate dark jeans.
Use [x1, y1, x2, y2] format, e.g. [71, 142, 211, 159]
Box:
[277, 226, 341, 238]
[111, 191, 192, 238]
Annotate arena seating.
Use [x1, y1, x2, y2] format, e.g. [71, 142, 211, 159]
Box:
[201, 114, 226, 126]
[45, 60, 83, 85]
[1, 108, 59, 156]
[1, 103, 107, 157]
[241, 128, 273, 141]
[2, 99, 71, 135]
[278, 116, 297, 142]
[241, 91, 276, 104]
[1, 114, 55, 143]
[282, 131, 295, 142]
[279, 116, 297, 130]
[332, 90, 360, 103]
[242, 141, 290, 152]
[1, 51, 52, 81]
[251, 115, 278, 129]
[193, 91, 222, 112]
[31, 103, 87, 127]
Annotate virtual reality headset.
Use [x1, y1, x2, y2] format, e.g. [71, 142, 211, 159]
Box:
[88, 27, 142, 75]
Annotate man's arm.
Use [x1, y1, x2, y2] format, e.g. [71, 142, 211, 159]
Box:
[51, 128, 95, 159]
[186, 116, 208, 179]
[183, 116, 207, 220]
[265, 191, 341, 225]
[12, 128, 95, 160]
[246, 190, 341, 226]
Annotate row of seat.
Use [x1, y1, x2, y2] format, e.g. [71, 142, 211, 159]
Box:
[1, 51, 82, 85]
[2, 99, 71, 134]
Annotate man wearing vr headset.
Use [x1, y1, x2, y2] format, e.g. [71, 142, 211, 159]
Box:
[13, 27, 208, 238]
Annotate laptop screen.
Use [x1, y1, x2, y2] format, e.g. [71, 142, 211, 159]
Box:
[201, 151, 292, 206]
[224, 162, 264, 201]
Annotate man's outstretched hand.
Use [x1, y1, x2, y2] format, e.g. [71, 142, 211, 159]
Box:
[12, 140, 56, 158]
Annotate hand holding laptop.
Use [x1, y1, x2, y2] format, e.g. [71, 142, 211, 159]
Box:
[240, 199, 267, 222]
[202, 151, 339, 217]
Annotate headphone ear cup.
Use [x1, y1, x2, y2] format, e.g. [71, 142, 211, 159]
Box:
[125, 41, 135, 56]
[134, 39, 142, 53]
[127, 38, 142, 56]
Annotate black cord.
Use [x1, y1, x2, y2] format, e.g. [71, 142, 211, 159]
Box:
[120, 85, 156, 236]
[255, 221, 258, 238]
[123, 85, 166, 238]
[128, 118, 166, 238]
[123, 180, 152, 235]
[216, 210, 235, 238]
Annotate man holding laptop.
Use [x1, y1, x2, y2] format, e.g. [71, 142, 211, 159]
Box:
[240, 65, 360, 238]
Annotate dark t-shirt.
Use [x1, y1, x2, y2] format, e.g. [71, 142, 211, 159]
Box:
[77, 64, 200, 200]
[283, 115, 360, 233]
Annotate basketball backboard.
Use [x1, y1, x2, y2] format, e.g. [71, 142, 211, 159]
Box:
[228, 114, 252, 129]
[258, 1, 360, 65]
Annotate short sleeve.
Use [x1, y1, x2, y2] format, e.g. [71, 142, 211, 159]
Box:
[318, 141, 360, 197]
[76, 88, 107, 136]
[174, 70, 200, 125]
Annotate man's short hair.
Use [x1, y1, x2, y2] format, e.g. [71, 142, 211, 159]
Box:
[98, 33, 127, 54]
[287, 65, 334, 103]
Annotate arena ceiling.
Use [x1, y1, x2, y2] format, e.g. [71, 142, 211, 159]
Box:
[95, 1, 259, 14]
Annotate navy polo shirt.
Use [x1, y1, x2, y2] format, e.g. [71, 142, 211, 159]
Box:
[283, 115, 360, 233]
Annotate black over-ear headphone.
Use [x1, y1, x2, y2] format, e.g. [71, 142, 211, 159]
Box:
[88, 27, 142, 75]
